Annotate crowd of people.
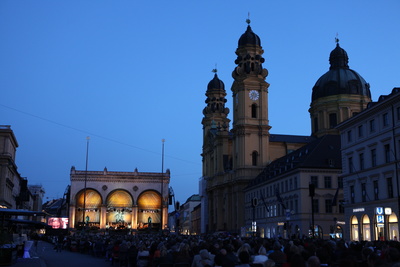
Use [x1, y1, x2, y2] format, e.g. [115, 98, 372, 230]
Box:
[47, 232, 400, 267]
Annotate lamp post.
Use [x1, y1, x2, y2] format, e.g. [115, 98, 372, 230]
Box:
[160, 139, 165, 230]
[82, 136, 90, 227]
[252, 197, 258, 237]
[309, 183, 315, 238]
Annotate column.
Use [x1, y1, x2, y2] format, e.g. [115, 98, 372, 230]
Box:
[100, 205, 107, 229]
[132, 205, 138, 230]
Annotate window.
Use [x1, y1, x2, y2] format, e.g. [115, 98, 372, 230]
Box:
[324, 176, 332, 188]
[397, 107, 400, 121]
[251, 104, 257, 118]
[312, 199, 319, 213]
[373, 180, 379, 200]
[359, 153, 364, 170]
[371, 149, 377, 167]
[385, 144, 391, 163]
[362, 183, 367, 202]
[289, 179, 293, 190]
[311, 176, 318, 188]
[329, 113, 337, 128]
[387, 178, 394, 198]
[338, 177, 343, 188]
[252, 151, 258, 166]
[314, 117, 319, 133]
[350, 186, 355, 204]
[347, 130, 352, 142]
[285, 180, 288, 192]
[358, 125, 364, 138]
[369, 119, 375, 132]
[339, 200, 345, 213]
[383, 113, 389, 127]
[325, 199, 333, 213]
[348, 157, 353, 173]
[294, 177, 298, 189]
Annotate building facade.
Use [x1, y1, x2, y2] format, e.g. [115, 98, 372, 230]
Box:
[69, 166, 170, 231]
[0, 125, 43, 213]
[244, 135, 343, 239]
[201, 23, 312, 233]
[337, 88, 400, 241]
[0, 125, 23, 209]
[201, 22, 374, 236]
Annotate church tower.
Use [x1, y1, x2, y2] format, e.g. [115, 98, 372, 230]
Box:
[201, 71, 232, 232]
[201, 71, 231, 179]
[202, 21, 271, 232]
[309, 39, 372, 137]
[231, 20, 270, 176]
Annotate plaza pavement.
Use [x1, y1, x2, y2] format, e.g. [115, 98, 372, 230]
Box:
[13, 240, 114, 267]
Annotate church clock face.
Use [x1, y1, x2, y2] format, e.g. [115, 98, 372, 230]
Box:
[249, 90, 259, 101]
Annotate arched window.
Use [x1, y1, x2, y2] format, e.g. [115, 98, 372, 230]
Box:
[251, 104, 257, 118]
[252, 151, 258, 166]
[351, 216, 359, 241]
[362, 214, 371, 241]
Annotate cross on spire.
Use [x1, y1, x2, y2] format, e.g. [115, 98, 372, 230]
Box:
[246, 12, 251, 25]
[212, 64, 218, 74]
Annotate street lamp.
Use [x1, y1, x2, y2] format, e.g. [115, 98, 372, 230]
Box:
[309, 183, 315, 238]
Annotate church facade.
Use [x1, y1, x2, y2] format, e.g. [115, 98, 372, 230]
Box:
[201, 23, 312, 233]
[201, 22, 373, 235]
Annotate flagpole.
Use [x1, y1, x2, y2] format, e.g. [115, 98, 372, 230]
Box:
[160, 139, 165, 230]
[83, 136, 90, 227]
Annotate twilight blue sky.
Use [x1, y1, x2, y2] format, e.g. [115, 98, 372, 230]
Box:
[1, 1, 399, 205]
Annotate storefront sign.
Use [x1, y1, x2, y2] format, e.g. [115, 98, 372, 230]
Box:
[353, 208, 365, 212]
[376, 207, 384, 215]
[377, 215, 384, 223]
[385, 207, 392, 215]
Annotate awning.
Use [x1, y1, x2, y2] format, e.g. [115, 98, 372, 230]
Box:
[0, 209, 48, 217]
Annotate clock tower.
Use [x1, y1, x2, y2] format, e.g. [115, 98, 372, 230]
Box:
[202, 21, 273, 233]
[231, 21, 271, 174]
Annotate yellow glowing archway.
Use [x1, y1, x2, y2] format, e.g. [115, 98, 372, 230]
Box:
[106, 190, 133, 227]
[76, 189, 102, 208]
[106, 190, 133, 208]
[137, 190, 161, 229]
[75, 189, 102, 225]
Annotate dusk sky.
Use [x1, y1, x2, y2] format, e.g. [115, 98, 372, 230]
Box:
[1, 1, 399, 207]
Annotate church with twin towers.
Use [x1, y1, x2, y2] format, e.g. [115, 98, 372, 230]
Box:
[201, 20, 372, 238]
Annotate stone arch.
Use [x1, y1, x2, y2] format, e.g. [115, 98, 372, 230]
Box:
[137, 190, 161, 230]
[105, 189, 134, 227]
[75, 188, 102, 208]
[106, 189, 134, 208]
[75, 188, 102, 226]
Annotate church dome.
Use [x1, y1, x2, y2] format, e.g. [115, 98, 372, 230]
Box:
[311, 43, 371, 101]
[207, 73, 225, 91]
[238, 25, 261, 47]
